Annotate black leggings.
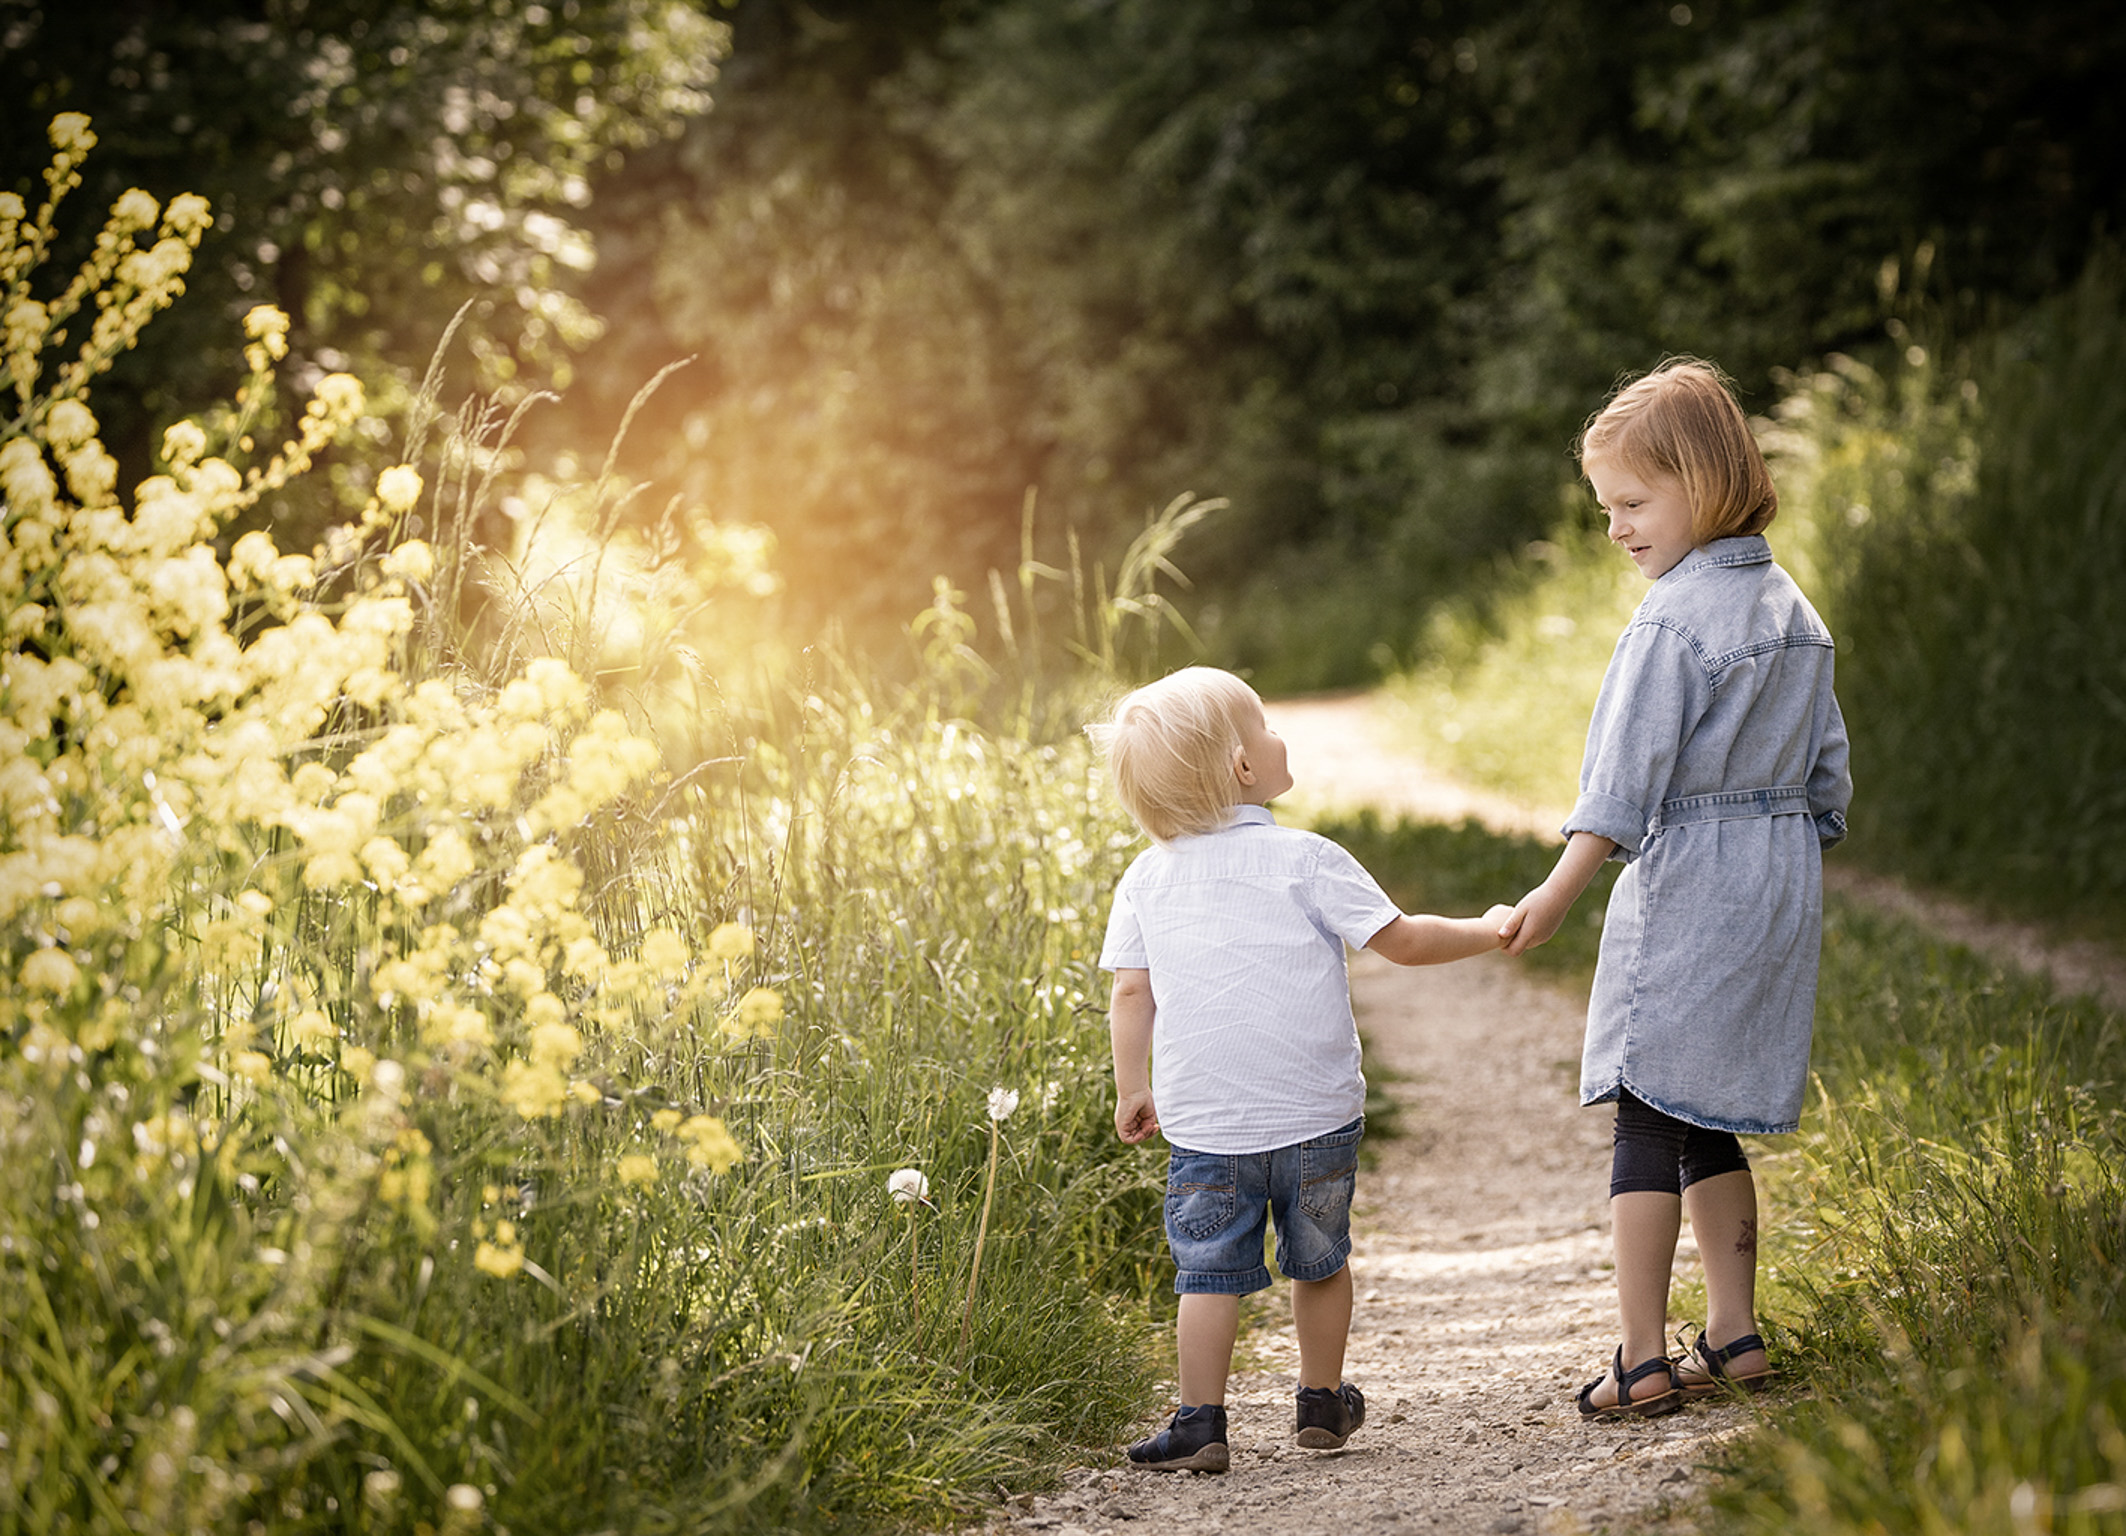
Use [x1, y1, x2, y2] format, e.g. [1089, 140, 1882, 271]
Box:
[1609, 1091, 1751, 1198]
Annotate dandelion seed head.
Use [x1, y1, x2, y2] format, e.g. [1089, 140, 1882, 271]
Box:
[987, 1087, 1021, 1123]
[887, 1167, 930, 1206]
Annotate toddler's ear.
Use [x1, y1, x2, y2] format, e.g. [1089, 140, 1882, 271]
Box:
[1232, 744, 1255, 786]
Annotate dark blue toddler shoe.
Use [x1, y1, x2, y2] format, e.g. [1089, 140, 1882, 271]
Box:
[1125, 1403, 1229, 1472]
[1294, 1381, 1365, 1448]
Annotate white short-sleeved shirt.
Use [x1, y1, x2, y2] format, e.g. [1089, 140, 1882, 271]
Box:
[1098, 804, 1402, 1155]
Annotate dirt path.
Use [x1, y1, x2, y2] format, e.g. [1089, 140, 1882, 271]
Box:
[973, 690, 2123, 1536]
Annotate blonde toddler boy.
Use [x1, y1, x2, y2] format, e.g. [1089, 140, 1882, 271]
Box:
[1093, 666, 1512, 1472]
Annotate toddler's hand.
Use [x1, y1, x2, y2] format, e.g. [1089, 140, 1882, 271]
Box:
[1484, 903, 1518, 947]
[1115, 1090, 1161, 1145]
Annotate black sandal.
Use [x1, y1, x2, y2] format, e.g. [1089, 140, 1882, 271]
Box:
[1674, 1326, 1776, 1397]
[1576, 1345, 1683, 1418]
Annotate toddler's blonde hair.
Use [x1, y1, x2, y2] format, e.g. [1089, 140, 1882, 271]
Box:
[1579, 357, 1778, 543]
[1089, 666, 1261, 843]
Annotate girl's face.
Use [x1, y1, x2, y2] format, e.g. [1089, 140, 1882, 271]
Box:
[1586, 458, 1697, 580]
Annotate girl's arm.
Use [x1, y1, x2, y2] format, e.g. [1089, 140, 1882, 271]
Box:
[1502, 831, 1617, 956]
[1366, 905, 1516, 966]
[1109, 968, 1160, 1144]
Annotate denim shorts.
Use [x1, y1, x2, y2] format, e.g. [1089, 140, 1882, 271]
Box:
[1163, 1116, 1364, 1295]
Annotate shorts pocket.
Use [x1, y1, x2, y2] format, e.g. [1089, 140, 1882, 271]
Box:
[1297, 1122, 1361, 1221]
[1166, 1153, 1239, 1241]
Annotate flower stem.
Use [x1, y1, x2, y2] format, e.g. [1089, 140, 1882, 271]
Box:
[959, 1117, 1000, 1362]
[908, 1210, 922, 1335]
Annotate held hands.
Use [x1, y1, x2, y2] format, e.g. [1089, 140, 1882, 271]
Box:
[1483, 903, 1517, 948]
[1114, 1089, 1161, 1144]
[1501, 885, 1569, 957]
[1501, 831, 1615, 957]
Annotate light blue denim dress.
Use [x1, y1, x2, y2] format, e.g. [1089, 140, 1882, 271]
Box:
[1565, 535, 1853, 1135]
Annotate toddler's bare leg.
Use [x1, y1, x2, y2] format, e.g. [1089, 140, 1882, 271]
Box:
[1177, 1293, 1240, 1406]
[1681, 1168, 1769, 1377]
[1587, 1190, 1681, 1408]
[1292, 1264, 1353, 1390]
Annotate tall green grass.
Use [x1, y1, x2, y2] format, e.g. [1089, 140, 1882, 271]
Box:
[1786, 257, 2126, 920]
[1716, 901, 2126, 1534]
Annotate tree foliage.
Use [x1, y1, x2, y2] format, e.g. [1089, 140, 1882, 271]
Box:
[7, 0, 2123, 681]
[0, 0, 726, 492]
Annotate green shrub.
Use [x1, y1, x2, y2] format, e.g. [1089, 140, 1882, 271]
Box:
[1778, 257, 2126, 918]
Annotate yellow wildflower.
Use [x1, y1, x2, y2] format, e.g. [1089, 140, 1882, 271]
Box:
[640, 926, 691, 980]
[376, 466, 423, 515]
[678, 1114, 743, 1174]
[380, 537, 433, 582]
[45, 398, 97, 448]
[707, 922, 754, 962]
[20, 947, 80, 994]
[423, 1002, 492, 1054]
[526, 656, 587, 720]
[506, 844, 584, 917]
[361, 836, 411, 889]
[412, 827, 476, 895]
[288, 1009, 335, 1047]
[230, 1049, 273, 1085]
[650, 1108, 682, 1133]
[527, 1019, 582, 1071]
[312, 372, 365, 418]
[500, 957, 547, 999]
[727, 986, 784, 1040]
[162, 418, 208, 470]
[48, 112, 95, 153]
[499, 1058, 569, 1120]
[473, 1240, 524, 1280]
[243, 304, 289, 345]
[617, 1153, 659, 1188]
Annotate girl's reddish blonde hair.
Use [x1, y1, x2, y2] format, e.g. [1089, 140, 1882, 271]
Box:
[1578, 358, 1778, 542]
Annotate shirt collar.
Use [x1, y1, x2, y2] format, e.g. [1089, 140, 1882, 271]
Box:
[1667, 534, 1772, 579]
[1225, 804, 1278, 829]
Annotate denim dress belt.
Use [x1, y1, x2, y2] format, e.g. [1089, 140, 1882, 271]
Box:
[1648, 784, 1810, 834]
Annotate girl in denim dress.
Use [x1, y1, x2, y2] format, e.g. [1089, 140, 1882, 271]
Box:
[1503, 359, 1853, 1419]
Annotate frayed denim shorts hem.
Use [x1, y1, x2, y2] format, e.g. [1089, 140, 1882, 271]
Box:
[1164, 1116, 1363, 1296]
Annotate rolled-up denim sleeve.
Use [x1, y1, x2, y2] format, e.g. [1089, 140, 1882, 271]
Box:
[1808, 685, 1853, 849]
[1562, 620, 1709, 861]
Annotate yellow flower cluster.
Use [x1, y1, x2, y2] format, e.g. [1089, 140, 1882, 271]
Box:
[646, 1106, 743, 1176]
[377, 1127, 436, 1235]
[4, 122, 806, 1337]
[676, 1113, 743, 1174]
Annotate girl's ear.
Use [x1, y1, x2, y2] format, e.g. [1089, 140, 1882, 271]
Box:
[1233, 743, 1255, 786]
